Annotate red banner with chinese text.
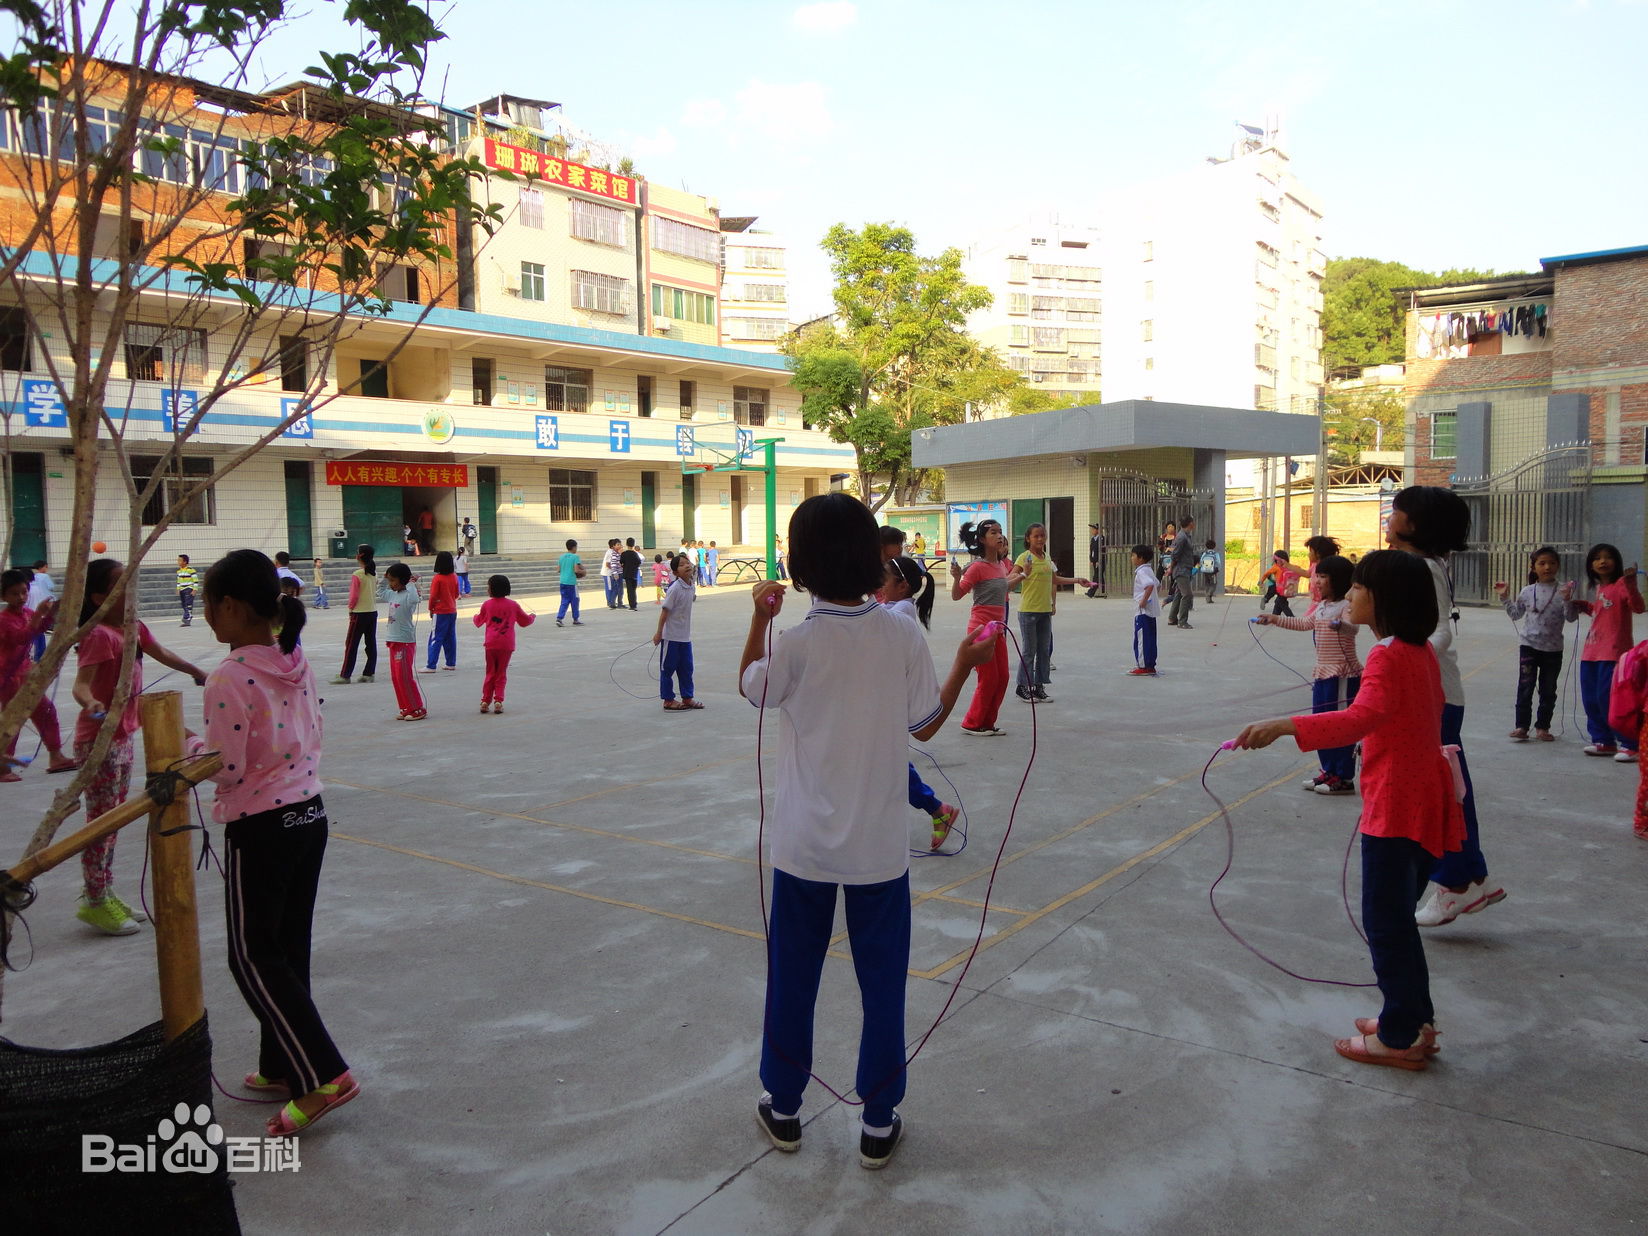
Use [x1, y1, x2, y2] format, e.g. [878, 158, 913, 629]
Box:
[325, 461, 469, 488]
[482, 139, 639, 206]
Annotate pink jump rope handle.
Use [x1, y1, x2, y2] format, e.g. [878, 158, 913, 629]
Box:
[1220, 739, 1238, 750]
[974, 620, 1003, 644]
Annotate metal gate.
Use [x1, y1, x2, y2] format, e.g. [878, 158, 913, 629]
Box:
[1094, 470, 1216, 594]
[1452, 445, 1590, 604]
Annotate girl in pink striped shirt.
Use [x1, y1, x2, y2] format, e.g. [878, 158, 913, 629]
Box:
[1257, 554, 1363, 795]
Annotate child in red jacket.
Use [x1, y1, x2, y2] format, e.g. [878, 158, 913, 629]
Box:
[1237, 550, 1464, 1071]
[473, 574, 535, 713]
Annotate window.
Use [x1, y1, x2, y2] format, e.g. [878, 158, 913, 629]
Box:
[544, 366, 591, 413]
[734, 385, 767, 426]
[741, 247, 782, 268]
[678, 379, 695, 419]
[651, 216, 719, 263]
[727, 318, 784, 340]
[651, 283, 716, 325]
[0, 306, 31, 370]
[520, 261, 546, 301]
[1141, 320, 1153, 343]
[518, 187, 543, 229]
[571, 270, 629, 315]
[548, 469, 595, 521]
[1006, 258, 1028, 284]
[569, 198, 627, 247]
[740, 282, 787, 303]
[123, 322, 207, 383]
[1144, 357, 1154, 370]
[1431, 411, 1457, 459]
[1008, 293, 1029, 315]
[1010, 325, 1031, 346]
[1033, 327, 1065, 352]
[376, 263, 420, 304]
[1144, 280, 1154, 301]
[278, 335, 307, 391]
[1065, 297, 1101, 322]
[472, 357, 493, 405]
[1251, 506, 1262, 530]
[131, 455, 215, 526]
[1142, 240, 1154, 262]
[1299, 504, 1314, 528]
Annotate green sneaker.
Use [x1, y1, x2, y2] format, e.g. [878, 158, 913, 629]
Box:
[76, 895, 140, 936]
[329, 675, 352, 685]
[357, 674, 375, 683]
[104, 892, 148, 924]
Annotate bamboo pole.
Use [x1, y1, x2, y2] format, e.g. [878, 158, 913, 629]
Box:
[140, 691, 206, 1042]
[4, 752, 222, 887]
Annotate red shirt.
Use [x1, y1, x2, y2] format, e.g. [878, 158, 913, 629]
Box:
[0, 606, 49, 691]
[1290, 638, 1465, 858]
[426, 573, 459, 615]
[75, 622, 152, 746]
[1575, 576, 1644, 662]
[472, 598, 534, 650]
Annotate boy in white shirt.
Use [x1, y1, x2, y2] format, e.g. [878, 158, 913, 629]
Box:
[1129, 543, 1160, 677]
[652, 554, 699, 709]
[738, 494, 995, 1169]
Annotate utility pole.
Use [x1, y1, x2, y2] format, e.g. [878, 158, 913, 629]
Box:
[1314, 388, 1328, 537]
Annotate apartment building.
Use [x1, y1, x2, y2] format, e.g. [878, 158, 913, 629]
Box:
[718, 217, 792, 353]
[0, 80, 851, 568]
[962, 215, 1105, 402]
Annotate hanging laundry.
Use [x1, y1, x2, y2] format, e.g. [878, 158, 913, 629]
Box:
[1534, 303, 1548, 337]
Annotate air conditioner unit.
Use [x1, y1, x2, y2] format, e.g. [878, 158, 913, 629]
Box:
[654, 317, 673, 331]
[502, 281, 519, 295]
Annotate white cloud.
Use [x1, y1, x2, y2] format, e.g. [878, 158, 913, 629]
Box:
[681, 99, 728, 128]
[734, 80, 834, 141]
[792, 1, 857, 33]
[628, 127, 678, 159]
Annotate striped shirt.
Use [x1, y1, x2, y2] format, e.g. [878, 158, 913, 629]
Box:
[176, 565, 199, 593]
[1270, 597, 1362, 680]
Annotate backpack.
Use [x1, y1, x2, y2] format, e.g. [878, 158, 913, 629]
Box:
[1608, 639, 1648, 742]
[1198, 550, 1218, 575]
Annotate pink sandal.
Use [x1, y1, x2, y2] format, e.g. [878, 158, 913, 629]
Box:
[1353, 1018, 1439, 1056]
[266, 1072, 360, 1137]
[1333, 1033, 1429, 1071]
[244, 1071, 289, 1094]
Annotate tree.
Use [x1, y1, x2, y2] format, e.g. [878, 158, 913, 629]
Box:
[0, 3, 501, 896]
[1322, 386, 1406, 466]
[786, 222, 1021, 510]
[1322, 258, 1524, 368]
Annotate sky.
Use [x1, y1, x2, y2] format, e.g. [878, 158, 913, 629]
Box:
[211, 0, 1648, 318]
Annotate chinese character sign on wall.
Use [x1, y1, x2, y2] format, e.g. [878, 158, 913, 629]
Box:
[21, 379, 66, 428]
[324, 462, 470, 487]
[536, 415, 559, 450]
[280, 397, 314, 439]
[483, 139, 639, 205]
[161, 388, 198, 433]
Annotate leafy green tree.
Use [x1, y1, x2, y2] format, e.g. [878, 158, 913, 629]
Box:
[1322, 258, 1524, 367]
[787, 222, 1019, 510]
[1323, 386, 1407, 466]
[0, 1, 501, 878]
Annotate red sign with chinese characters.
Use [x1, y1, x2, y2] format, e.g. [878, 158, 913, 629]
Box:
[482, 138, 639, 205]
[325, 462, 469, 488]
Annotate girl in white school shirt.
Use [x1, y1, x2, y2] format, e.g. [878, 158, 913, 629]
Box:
[739, 494, 996, 1168]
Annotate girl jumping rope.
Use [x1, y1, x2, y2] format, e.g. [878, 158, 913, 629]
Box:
[1567, 542, 1643, 759]
[70, 558, 207, 935]
[473, 573, 535, 713]
[949, 519, 1024, 737]
[883, 554, 959, 849]
[0, 567, 77, 781]
[739, 493, 997, 1167]
[421, 550, 460, 673]
[1494, 546, 1577, 742]
[381, 562, 425, 721]
[332, 545, 378, 685]
[1011, 522, 1091, 705]
[1256, 553, 1363, 795]
[1235, 549, 1464, 1071]
[185, 549, 357, 1138]
[1386, 485, 1505, 927]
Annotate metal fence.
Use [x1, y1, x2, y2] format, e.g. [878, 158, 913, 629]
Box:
[1453, 445, 1591, 603]
[1094, 470, 1217, 594]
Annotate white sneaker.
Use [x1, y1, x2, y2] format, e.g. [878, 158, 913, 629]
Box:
[1416, 879, 1508, 927]
[1302, 772, 1329, 791]
[1615, 750, 1639, 763]
[1583, 744, 1618, 757]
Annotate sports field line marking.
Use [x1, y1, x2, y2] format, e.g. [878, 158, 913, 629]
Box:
[911, 762, 1312, 982]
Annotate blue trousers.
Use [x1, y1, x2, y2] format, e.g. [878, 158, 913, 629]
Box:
[604, 576, 622, 608]
[1579, 659, 1633, 748]
[1132, 613, 1157, 669]
[425, 610, 456, 668]
[1017, 612, 1052, 690]
[907, 763, 940, 815]
[1430, 703, 1487, 887]
[457, 574, 470, 596]
[660, 639, 694, 701]
[556, 584, 580, 622]
[1360, 834, 1433, 1050]
[1311, 675, 1361, 780]
[762, 869, 909, 1126]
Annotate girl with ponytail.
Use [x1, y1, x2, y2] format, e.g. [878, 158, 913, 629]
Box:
[187, 549, 358, 1139]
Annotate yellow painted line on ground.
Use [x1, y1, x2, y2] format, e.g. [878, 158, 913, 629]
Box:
[911, 762, 1312, 981]
[331, 831, 770, 943]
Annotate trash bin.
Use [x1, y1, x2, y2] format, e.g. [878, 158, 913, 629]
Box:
[329, 533, 352, 558]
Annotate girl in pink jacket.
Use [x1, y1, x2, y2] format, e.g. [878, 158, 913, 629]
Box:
[187, 549, 357, 1140]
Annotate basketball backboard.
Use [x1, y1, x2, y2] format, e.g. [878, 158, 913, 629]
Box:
[680, 421, 761, 474]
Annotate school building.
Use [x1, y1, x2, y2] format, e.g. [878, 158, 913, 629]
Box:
[911, 400, 1317, 592]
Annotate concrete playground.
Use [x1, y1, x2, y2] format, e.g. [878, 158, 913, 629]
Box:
[3, 580, 1645, 1235]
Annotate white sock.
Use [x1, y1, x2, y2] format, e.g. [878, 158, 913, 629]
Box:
[862, 1120, 893, 1137]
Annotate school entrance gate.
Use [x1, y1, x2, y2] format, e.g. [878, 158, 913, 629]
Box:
[1093, 470, 1216, 595]
[1452, 445, 1591, 604]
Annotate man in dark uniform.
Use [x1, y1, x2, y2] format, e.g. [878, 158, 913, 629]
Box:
[1085, 522, 1107, 597]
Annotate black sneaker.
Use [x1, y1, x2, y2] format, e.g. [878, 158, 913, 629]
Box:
[859, 1112, 903, 1169]
[1034, 689, 1053, 703]
[755, 1096, 801, 1152]
[1015, 685, 1033, 703]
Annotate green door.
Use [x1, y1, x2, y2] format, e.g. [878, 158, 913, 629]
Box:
[1010, 498, 1045, 547]
[640, 471, 656, 549]
[681, 473, 696, 543]
[476, 467, 498, 554]
[340, 485, 404, 558]
[283, 460, 313, 559]
[7, 452, 46, 566]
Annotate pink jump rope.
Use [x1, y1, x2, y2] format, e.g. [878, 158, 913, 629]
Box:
[751, 599, 1032, 1110]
